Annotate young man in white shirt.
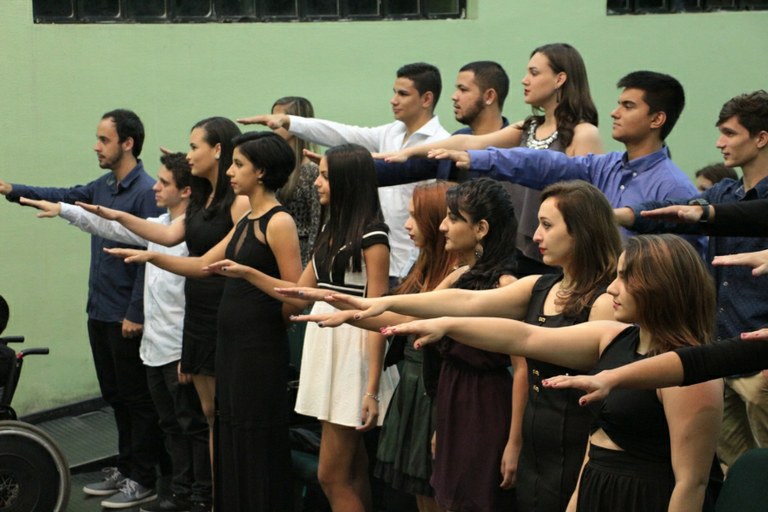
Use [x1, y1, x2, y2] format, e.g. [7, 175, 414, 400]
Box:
[239, 62, 451, 282]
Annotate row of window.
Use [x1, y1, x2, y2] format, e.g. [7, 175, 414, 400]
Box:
[608, 0, 767, 13]
[32, 0, 768, 23]
[33, 0, 465, 22]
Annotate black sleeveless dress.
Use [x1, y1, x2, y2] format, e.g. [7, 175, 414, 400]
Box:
[180, 204, 233, 375]
[579, 326, 675, 512]
[517, 274, 598, 512]
[214, 207, 292, 512]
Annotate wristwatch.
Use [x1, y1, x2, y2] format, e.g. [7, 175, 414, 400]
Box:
[688, 198, 711, 223]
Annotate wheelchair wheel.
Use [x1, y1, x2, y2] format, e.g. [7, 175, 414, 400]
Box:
[0, 421, 70, 512]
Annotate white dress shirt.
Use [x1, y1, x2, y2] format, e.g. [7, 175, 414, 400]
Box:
[59, 203, 187, 367]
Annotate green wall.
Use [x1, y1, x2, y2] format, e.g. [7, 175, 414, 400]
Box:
[1, 0, 766, 415]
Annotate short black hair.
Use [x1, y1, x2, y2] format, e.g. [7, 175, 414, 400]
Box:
[159, 152, 191, 190]
[397, 62, 443, 109]
[717, 90, 768, 137]
[617, 71, 685, 140]
[102, 109, 145, 157]
[459, 61, 510, 110]
[232, 131, 296, 192]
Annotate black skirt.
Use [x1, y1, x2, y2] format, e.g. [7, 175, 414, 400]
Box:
[577, 444, 674, 512]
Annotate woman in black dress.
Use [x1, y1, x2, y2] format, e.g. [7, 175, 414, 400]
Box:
[107, 131, 302, 511]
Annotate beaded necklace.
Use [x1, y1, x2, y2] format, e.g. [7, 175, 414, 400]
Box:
[525, 119, 558, 150]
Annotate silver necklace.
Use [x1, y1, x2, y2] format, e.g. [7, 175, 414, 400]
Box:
[526, 120, 558, 150]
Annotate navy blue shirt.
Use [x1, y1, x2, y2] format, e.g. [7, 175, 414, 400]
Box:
[7, 162, 163, 323]
[631, 176, 768, 342]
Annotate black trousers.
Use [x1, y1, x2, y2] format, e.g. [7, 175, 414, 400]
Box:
[87, 319, 163, 488]
[146, 361, 212, 502]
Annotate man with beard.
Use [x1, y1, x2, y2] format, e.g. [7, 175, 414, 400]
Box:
[0, 109, 164, 508]
[373, 61, 555, 274]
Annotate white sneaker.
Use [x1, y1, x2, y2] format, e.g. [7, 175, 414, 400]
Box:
[101, 478, 157, 509]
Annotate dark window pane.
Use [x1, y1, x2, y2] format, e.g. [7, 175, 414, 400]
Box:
[426, 0, 458, 14]
[175, 0, 212, 16]
[305, 0, 338, 15]
[80, 0, 120, 16]
[263, 0, 297, 15]
[744, 0, 768, 7]
[220, 0, 255, 15]
[607, 0, 631, 9]
[388, 0, 419, 15]
[347, 0, 378, 15]
[130, 0, 167, 16]
[672, 0, 703, 9]
[706, 0, 738, 6]
[34, 0, 75, 17]
[635, 0, 666, 8]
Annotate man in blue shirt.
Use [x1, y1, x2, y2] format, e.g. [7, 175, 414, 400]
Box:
[615, 90, 768, 468]
[423, 71, 704, 254]
[0, 109, 164, 508]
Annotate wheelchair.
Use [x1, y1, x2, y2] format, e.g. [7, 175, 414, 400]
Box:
[0, 295, 70, 512]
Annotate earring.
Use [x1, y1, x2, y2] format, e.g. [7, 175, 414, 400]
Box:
[474, 243, 484, 260]
[555, 88, 562, 103]
[215, 154, 220, 160]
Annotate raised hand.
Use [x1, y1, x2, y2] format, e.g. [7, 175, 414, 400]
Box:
[236, 114, 289, 130]
[276, 287, 336, 303]
[639, 204, 707, 223]
[427, 149, 471, 169]
[204, 259, 250, 278]
[290, 309, 360, 328]
[104, 247, 152, 264]
[19, 197, 61, 218]
[76, 202, 123, 221]
[542, 373, 611, 406]
[712, 249, 768, 276]
[302, 149, 323, 165]
[380, 317, 449, 348]
[323, 293, 394, 320]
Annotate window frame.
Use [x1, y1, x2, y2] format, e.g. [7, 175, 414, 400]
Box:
[32, 0, 467, 23]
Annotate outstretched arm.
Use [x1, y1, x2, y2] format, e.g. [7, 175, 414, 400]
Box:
[21, 198, 154, 247]
[380, 124, 523, 163]
[105, 222, 233, 278]
[383, 317, 623, 371]
[78, 202, 185, 246]
[301, 274, 539, 323]
[543, 352, 685, 405]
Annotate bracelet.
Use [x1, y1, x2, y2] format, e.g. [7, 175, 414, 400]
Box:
[364, 392, 380, 402]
